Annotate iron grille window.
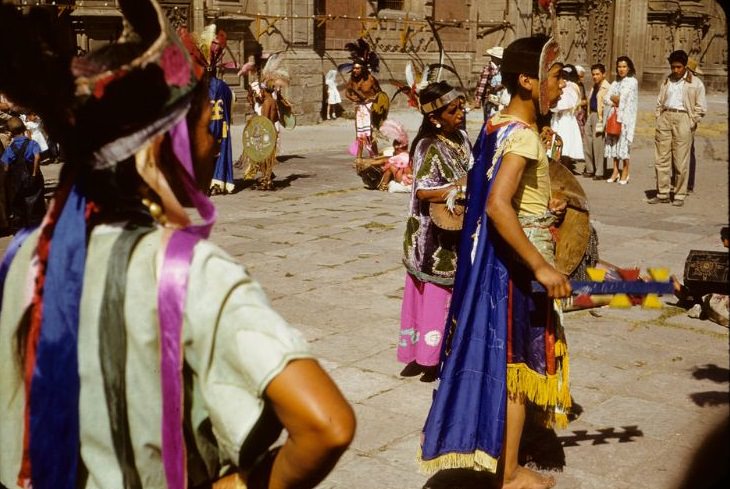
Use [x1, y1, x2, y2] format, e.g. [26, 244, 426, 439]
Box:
[378, 0, 404, 10]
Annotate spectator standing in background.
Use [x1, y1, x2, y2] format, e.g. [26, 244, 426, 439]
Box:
[648, 50, 706, 206]
[475, 46, 505, 121]
[550, 64, 585, 174]
[0, 116, 44, 229]
[574, 65, 588, 139]
[583, 63, 610, 179]
[685, 57, 703, 193]
[604, 55, 638, 185]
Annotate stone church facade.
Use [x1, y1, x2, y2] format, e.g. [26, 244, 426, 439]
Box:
[8, 1, 728, 123]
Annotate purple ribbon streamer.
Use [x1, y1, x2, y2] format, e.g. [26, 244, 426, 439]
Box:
[158, 117, 217, 489]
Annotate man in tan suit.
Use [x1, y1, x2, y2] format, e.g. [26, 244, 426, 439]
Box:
[649, 50, 706, 206]
[582, 64, 610, 179]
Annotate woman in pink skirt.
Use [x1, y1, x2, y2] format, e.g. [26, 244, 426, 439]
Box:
[398, 81, 472, 382]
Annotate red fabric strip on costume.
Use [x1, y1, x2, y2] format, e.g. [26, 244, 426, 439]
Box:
[544, 302, 556, 375]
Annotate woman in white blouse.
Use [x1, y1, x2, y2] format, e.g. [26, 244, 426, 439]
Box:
[603, 56, 639, 184]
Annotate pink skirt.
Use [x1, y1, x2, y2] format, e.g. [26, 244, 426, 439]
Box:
[397, 273, 452, 367]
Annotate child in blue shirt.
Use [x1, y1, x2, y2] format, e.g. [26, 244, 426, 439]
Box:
[0, 116, 43, 230]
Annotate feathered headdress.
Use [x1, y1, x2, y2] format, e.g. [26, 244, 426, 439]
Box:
[388, 61, 459, 109]
[339, 38, 379, 74]
[379, 119, 409, 148]
[186, 24, 236, 74]
[261, 52, 290, 88]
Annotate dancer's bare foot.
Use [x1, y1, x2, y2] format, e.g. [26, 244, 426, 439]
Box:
[502, 466, 555, 489]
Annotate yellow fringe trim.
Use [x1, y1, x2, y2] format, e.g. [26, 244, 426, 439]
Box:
[417, 343, 573, 477]
[417, 445, 499, 475]
[507, 356, 572, 429]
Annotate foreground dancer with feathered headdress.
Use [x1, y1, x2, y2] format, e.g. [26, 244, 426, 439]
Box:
[419, 35, 570, 489]
[0, 1, 354, 487]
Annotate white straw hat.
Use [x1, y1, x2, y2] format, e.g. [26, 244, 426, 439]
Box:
[486, 46, 504, 59]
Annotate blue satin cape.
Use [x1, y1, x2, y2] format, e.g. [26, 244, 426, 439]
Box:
[209, 77, 234, 192]
[419, 119, 528, 473]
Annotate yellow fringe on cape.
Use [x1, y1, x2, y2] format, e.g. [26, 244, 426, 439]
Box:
[417, 342, 572, 474]
[507, 338, 571, 429]
[417, 445, 499, 475]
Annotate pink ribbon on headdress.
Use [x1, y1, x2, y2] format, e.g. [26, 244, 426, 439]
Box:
[158, 117, 217, 489]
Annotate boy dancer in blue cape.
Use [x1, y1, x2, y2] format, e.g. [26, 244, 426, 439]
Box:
[419, 35, 572, 489]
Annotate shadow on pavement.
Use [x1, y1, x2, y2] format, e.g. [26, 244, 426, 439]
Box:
[689, 364, 729, 407]
[273, 173, 312, 190]
[558, 425, 643, 448]
[423, 469, 497, 489]
[691, 364, 729, 383]
[690, 391, 729, 407]
[277, 154, 305, 163]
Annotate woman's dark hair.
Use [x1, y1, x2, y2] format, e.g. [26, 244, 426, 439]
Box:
[409, 81, 455, 160]
[616, 56, 636, 78]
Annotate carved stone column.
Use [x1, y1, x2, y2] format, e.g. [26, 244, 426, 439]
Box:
[611, 0, 648, 83]
[192, 0, 205, 32]
[587, 0, 614, 73]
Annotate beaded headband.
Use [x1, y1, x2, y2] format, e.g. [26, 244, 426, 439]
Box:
[420, 89, 463, 114]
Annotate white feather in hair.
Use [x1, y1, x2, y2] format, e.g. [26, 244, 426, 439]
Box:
[405, 62, 415, 88]
[417, 65, 430, 91]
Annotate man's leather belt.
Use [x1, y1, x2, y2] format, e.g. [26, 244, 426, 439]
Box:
[663, 108, 687, 113]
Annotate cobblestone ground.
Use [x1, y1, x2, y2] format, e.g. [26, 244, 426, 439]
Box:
[2, 91, 728, 488]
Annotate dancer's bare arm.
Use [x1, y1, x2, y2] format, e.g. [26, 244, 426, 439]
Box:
[486, 153, 571, 298]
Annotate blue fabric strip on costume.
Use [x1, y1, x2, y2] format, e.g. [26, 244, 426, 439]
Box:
[30, 184, 87, 489]
[209, 77, 234, 190]
[0, 226, 36, 311]
[420, 120, 526, 469]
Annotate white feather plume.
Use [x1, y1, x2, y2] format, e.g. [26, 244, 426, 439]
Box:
[405, 62, 415, 88]
[379, 119, 409, 147]
[416, 65, 430, 91]
[262, 52, 290, 85]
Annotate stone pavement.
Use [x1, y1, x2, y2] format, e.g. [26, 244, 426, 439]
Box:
[3, 90, 728, 488]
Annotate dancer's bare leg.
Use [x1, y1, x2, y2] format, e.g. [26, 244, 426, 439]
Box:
[501, 396, 555, 489]
[356, 137, 364, 160]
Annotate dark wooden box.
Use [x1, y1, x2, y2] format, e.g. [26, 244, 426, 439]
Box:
[683, 250, 729, 297]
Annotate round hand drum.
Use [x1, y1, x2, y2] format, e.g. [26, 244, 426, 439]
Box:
[242, 115, 278, 163]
